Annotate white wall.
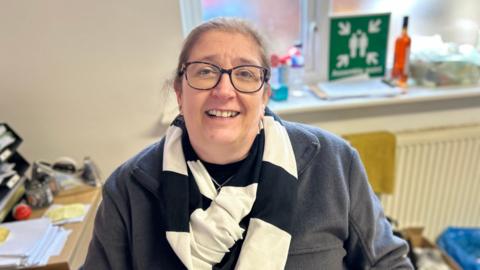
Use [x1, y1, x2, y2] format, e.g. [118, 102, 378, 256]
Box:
[0, 0, 183, 176]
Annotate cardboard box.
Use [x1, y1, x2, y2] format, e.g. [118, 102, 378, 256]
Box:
[401, 227, 461, 270]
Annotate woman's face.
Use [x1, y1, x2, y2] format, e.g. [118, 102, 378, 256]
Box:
[175, 30, 269, 158]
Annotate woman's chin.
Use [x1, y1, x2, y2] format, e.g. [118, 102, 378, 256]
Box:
[205, 132, 238, 145]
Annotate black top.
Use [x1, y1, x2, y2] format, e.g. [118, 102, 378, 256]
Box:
[202, 158, 245, 185]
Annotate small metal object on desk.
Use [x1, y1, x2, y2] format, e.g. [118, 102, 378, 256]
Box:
[25, 179, 53, 208]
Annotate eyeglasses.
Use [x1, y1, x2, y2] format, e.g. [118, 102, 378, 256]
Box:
[179, 61, 270, 93]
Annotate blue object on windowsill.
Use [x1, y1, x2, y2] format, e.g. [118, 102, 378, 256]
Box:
[437, 227, 480, 270]
[271, 84, 288, 101]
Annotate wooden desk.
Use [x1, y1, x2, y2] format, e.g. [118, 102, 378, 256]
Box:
[27, 187, 102, 270]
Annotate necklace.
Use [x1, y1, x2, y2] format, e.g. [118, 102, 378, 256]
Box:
[211, 175, 235, 192]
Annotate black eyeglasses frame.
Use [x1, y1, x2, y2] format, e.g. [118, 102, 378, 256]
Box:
[178, 61, 270, 93]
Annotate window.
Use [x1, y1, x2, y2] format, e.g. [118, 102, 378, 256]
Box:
[202, 0, 300, 55]
[180, 0, 480, 83]
[180, 0, 302, 55]
[331, 0, 480, 67]
[332, 0, 480, 46]
[179, 0, 328, 81]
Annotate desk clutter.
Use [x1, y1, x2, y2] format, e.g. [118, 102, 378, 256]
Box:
[0, 218, 70, 269]
[26, 156, 101, 208]
[0, 123, 102, 269]
[43, 203, 91, 225]
[0, 123, 101, 221]
[0, 123, 29, 223]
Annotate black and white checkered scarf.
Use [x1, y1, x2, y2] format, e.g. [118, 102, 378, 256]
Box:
[161, 112, 298, 269]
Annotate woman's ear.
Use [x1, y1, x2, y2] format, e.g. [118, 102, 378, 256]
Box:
[173, 79, 183, 113]
[262, 84, 271, 105]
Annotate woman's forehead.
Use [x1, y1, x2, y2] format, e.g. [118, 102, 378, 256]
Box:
[194, 55, 260, 66]
[188, 30, 262, 65]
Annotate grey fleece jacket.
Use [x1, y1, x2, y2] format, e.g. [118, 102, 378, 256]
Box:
[82, 120, 413, 269]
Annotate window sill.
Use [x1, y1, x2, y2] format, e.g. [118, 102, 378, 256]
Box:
[269, 85, 480, 115]
[268, 84, 480, 134]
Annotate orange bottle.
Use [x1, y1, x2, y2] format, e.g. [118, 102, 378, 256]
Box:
[391, 16, 411, 87]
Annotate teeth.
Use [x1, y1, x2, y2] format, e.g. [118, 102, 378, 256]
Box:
[206, 110, 239, 118]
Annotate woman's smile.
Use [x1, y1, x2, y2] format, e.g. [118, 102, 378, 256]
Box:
[205, 109, 240, 118]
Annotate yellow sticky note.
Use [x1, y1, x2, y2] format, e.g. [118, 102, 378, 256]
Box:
[46, 203, 85, 222]
[0, 227, 10, 244]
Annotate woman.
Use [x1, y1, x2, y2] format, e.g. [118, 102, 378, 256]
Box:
[83, 18, 413, 269]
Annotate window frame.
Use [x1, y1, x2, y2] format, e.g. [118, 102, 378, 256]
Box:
[302, 0, 331, 82]
[179, 0, 203, 37]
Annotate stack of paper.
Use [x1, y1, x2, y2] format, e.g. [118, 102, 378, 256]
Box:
[0, 126, 15, 152]
[0, 163, 16, 186]
[0, 218, 70, 269]
[44, 203, 91, 225]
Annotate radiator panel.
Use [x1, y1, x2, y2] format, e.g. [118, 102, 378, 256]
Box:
[381, 125, 480, 240]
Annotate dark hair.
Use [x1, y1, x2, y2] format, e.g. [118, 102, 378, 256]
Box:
[173, 17, 270, 90]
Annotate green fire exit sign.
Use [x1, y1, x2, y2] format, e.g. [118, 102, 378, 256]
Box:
[328, 13, 390, 81]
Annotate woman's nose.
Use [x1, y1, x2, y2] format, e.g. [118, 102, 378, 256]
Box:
[212, 73, 236, 98]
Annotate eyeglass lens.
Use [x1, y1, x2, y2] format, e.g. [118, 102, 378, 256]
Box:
[185, 62, 265, 92]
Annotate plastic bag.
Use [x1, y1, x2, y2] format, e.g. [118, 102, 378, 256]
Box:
[437, 227, 480, 270]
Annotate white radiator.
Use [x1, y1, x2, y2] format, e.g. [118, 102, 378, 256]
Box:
[381, 125, 480, 241]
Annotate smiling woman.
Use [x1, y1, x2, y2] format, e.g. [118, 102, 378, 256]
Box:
[82, 18, 413, 270]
